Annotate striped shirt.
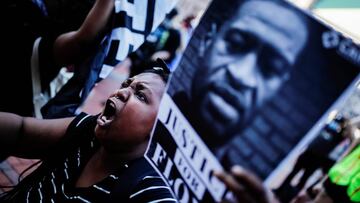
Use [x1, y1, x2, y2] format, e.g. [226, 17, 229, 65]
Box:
[1, 113, 177, 203]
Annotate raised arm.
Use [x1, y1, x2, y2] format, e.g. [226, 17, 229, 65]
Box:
[0, 112, 73, 159]
[53, 0, 115, 65]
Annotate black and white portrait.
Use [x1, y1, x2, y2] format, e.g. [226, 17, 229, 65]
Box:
[168, 0, 359, 178]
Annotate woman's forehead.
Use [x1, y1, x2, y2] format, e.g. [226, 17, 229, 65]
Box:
[134, 72, 163, 83]
[133, 73, 166, 91]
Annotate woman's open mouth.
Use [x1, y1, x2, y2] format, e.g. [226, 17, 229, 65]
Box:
[97, 98, 117, 127]
[103, 99, 116, 118]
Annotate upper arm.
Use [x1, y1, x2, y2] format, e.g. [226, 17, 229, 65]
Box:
[53, 0, 115, 66]
[14, 117, 74, 158]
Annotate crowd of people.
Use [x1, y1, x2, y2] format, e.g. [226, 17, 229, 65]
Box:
[0, 0, 359, 202]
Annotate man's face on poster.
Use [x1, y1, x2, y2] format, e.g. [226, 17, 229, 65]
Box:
[192, 0, 307, 143]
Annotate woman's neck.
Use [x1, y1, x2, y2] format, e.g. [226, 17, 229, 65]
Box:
[95, 146, 142, 171]
[75, 146, 144, 188]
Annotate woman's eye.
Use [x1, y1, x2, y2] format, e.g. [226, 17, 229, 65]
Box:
[136, 91, 148, 103]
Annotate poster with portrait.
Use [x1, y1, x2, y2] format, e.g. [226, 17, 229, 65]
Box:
[145, 0, 360, 202]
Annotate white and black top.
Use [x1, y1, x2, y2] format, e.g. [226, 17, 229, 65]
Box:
[0, 113, 177, 203]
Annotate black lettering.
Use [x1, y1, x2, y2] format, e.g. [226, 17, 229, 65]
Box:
[164, 108, 173, 125]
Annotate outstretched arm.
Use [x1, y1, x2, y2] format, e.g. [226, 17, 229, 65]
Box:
[0, 112, 73, 159]
[53, 0, 115, 65]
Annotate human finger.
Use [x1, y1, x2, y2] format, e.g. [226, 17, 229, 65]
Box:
[214, 170, 257, 203]
[230, 166, 269, 203]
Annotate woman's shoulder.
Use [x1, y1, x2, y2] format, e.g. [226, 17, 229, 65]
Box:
[68, 112, 98, 130]
[110, 157, 177, 202]
[50, 112, 99, 157]
[129, 174, 176, 203]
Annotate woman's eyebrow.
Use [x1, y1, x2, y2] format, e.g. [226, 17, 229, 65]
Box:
[120, 78, 133, 87]
[134, 82, 153, 95]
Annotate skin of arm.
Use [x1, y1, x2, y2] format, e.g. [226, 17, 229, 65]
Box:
[0, 112, 73, 159]
[53, 0, 115, 66]
[214, 166, 280, 203]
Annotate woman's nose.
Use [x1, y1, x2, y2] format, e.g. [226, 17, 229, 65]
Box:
[116, 88, 131, 102]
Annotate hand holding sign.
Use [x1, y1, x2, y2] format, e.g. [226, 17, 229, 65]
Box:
[214, 166, 280, 203]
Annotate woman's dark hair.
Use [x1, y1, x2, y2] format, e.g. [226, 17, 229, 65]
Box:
[142, 58, 170, 83]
